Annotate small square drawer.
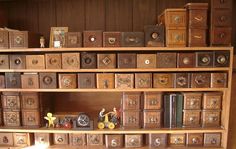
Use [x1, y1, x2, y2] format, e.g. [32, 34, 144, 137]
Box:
[196, 52, 214, 67]
[0, 31, 9, 49]
[62, 53, 80, 69]
[53, 133, 69, 145]
[153, 73, 174, 88]
[166, 28, 186, 47]
[34, 133, 52, 146]
[122, 92, 141, 110]
[121, 32, 144, 47]
[147, 134, 167, 148]
[65, 32, 82, 48]
[69, 133, 86, 146]
[183, 110, 201, 127]
[58, 74, 77, 89]
[13, 133, 33, 147]
[83, 30, 103, 47]
[122, 110, 141, 129]
[80, 52, 97, 69]
[125, 134, 143, 148]
[115, 73, 134, 89]
[183, 92, 202, 110]
[211, 27, 231, 45]
[143, 92, 162, 110]
[188, 29, 207, 47]
[137, 54, 156, 68]
[105, 134, 123, 148]
[211, 0, 231, 8]
[22, 110, 40, 127]
[203, 92, 222, 110]
[26, 55, 45, 69]
[159, 9, 186, 27]
[174, 73, 190, 88]
[211, 73, 227, 88]
[21, 73, 39, 89]
[3, 110, 21, 127]
[214, 51, 230, 67]
[87, 134, 104, 146]
[1, 94, 20, 110]
[117, 53, 137, 69]
[143, 110, 162, 128]
[0, 133, 13, 146]
[177, 52, 195, 68]
[186, 133, 203, 147]
[204, 133, 221, 147]
[103, 32, 121, 47]
[21, 93, 39, 109]
[0, 55, 9, 69]
[135, 73, 152, 89]
[39, 72, 57, 89]
[212, 9, 232, 27]
[97, 53, 116, 69]
[157, 52, 177, 68]
[168, 134, 186, 146]
[5, 72, 21, 88]
[45, 53, 62, 69]
[77, 73, 96, 89]
[191, 73, 211, 88]
[202, 110, 221, 127]
[10, 55, 26, 69]
[97, 73, 114, 89]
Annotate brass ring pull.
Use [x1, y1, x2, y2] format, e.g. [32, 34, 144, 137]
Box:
[158, 76, 169, 85]
[174, 138, 181, 144]
[150, 100, 158, 105]
[70, 38, 77, 44]
[174, 16, 180, 23]
[9, 100, 17, 107]
[67, 57, 75, 65]
[63, 78, 72, 87]
[108, 37, 116, 44]
[201, 56, 210, 64]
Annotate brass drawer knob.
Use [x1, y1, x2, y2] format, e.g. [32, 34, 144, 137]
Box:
[220, 15, 227, 22]
[211, 138, 217, 144]
[0, 59, 5, 65]
[89, 36, 96, 42]
[174, 138, 181, 144]
[43, 76, 53, 85]
[57, 137, 64, 142]
[69, 38, 77, 44]
[15, 58, 21, 65]
[217, 55, 227, 64]
[183, 57, 190, 64]
[174, 16, 180, 23]
[17, 138, 25, 144]
[219, 33, 226, 38]
[151, 32, 159, 39]
[67, 57, 75, 65]
[154, 138, 161, 146]
[192, 137, 199, 144]
[201, 56, 210, 64]
[15, 36, 23, 44]
[128, 117, 137, 123]
[128, 100, 136, 105]
[32, 59, 39, 65]
[102, 56, 111, 65]
[108, 37, 116, 45]
[63, 78, 72, 87]
[177, 76, 187, 86]
[50, 58, 57, 64]
[84, 57, 92, 64]
[145, 59, 150, 65]
[194, 16, 203, 22]
[26, 98, 34, 105]
[3, 136, 9, 143]
[103, 80, 109, 89]
[111, 139, 118, 147]
[150, 100, 158, 105]
[158, 76, 169, 85]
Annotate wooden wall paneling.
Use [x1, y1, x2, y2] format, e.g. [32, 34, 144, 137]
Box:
[25, 0, 39, 32]
[133, 0, 156, 31]
[156, 0, 187, 16]
[232, 0, 236, 47]
[0, 2, 8, 27]
[105, 0, 133, 31]
[56, 0, 85, 32]
[85, 0, 105, 30]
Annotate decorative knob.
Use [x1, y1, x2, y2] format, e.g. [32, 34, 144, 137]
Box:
[26, 98, 34, 105]
[220, 15, 227, 22]
[3, 136, 9, 143]
[128, 100, 136, 105]
[154, 138, 161, 146]
[17, 138, 25, 144]
[174, 138, 181, 144]
[57, 137, 63, 142]
[10, 79, 17, 85]
[70, 38, 77, 44]
[183, 57, 190, 64]
[159, 76, 168, 85]
[67, 58, 75, 65]
[8, 100, 16, 107]
[63, 78, 72, 87]
[194, 16, 203, 22]
[150, 100, 158, 105]
[111, 139, 118, 147]
[177, 77, 187, 86]
[15, 36, 22, 44]
[32, 59, 38, 65]
[108, 37, 116, 45]
[211, 138, 217, 144]
[217, 55, 226, 64]
[151, 32, 159, 39]
[192, 137, 199, 144]
[0, 59, 4, 65]
[174, 16, 180, 23]
[103, 80, 109, 89]
[28, 78, 34, 86]
[89, 36, 96, 42]
[84, 57, 92, 64]
[15, 58, 21, 65]
[50, 58, 57, 64]
[174, 35, 181, 41]
[219, 33, 225, 38]
[201, 57, 209, 63]
[209, 117, 218, 122]
[189, 117, 195, 122]
[43, 76, 53, 85]
[145, 59, 150, 65]
[190, 100, 196, 106]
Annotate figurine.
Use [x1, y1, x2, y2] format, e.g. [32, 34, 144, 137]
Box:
[44, 113, 56, 128]
[97, 108, 119, 130]
[40, 36, 45, 48]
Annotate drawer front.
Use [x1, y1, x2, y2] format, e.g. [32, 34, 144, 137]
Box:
[69, 133, 86, 146]
[148, 134, 167, 147]
[45, 53, 62, 69]
[77, 73, 96, 89]
[183, 93, 202, 110]
[175, 73, 190, 88]
[5, 72, 21, 88]
[177, 53, 195, 68]
[122, 92, 141, 110]
[3, 111, 21, 127]
[22, 110, 40, 126]
[83, 31, 103, 47]
[0, 55, 9, 69]
[26, 55, 45, 69]
[87, 134, 103, 145]
[121, 32, 144, 47]
[2, 95, 20, 109]
[214, 51, 230, 67]
[202, 111, 221, 127]
[34, 133, 51, 146]
[211, 73, 227, 88]
[105, 134, 123, 148]
[0, 31, 9, 49]
[103, 32, 121, 47]
[21, 93, 39, 109]
[21, 74, 39, 89]
[166, 10, 186, 27]
[211, 27, 231, 45]
[153, 73, 174, 88]
[204, 133, 221, 147]
[191, 73, 210, 88]
[65, 32, 82, 48]
[143, 92, 162, 110]
[168, 134, 186, 146]
[9, 31, 28, 48]
[183, 110, 201, 127]
[80, 52, 97, 69]
[97, 53, 116, 69]
[137, 54, 156, 68]
[212, 9, 232, 27]
[97, 73, 114, 89]
[203, 92, 222, 110]
[187, 133, 203, 146]
[10, 55, 26, 69]
[117, 53, 136, 68]
[143, 110, 161, 128]
[125, 134, 143, 148]
[0, 75, 5, 88]
[58, 74, 77, 89]
[62, 53, 80, 69]
[189, 9, 208, 28]
[115, 74, 134, 89]
[122, 111, 140, 128]
[196, 52, 214, 67]
[144, 25, 165, 47]
[39, 73, 57, 89]
[135, 73, 152, 88]
[13, 133, 31, 147]
[157, 52, 177, 68]
[53, 133, 68, 145]
[0, 133, 13, 146]
[166, 28, 186, 47]
[212, 0, 231, 8]
[188, 29, 207, 47]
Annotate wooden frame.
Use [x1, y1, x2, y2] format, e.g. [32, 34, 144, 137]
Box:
[49, 27, 68, 48]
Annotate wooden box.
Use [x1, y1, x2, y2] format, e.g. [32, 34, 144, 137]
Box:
[34, 133, 52, 146]
[80, 52, 97, 69]
[62, 53, 80, 69]
[174, 73, 190, 88]
[83, 30, 103, 47]
[202, 110, 221, 127]
[214, 51, 230, 67]
[0, 133, 13, 146]
[103, 32, 121, 47]
[153, 73, 174, 88]
[159, 9, 186, 27]
[115, 73, 134, 89]
[168, 134, 186, 146]
[3, 110, 21, 127]
[143, 110, 161, 128]
[183, 110, 201, 127]
[203, 92, 222, 110]
[1, 94, 20, 110]
[204, 133, 221, 147]
[196, 52, 214, 67]
[13, 133, 33, 147]
[22, 109, 40, 127]
[156, 52, 177, 68]
[137, 54, 157, 68]
[144, 25, 165, 47]
[125, 134, 143, 148]
[87, 134, 104, 145]
[212, 9, 231, 27]
[26, 55, 45, 69]
[143, 92, 162, 110]
[211, 27, 231, 45]
[135, 73, 152, 88]
[97, 53, 116, 69]
[10, 55, 26, 69]
[0, 75, 5, 88]
[21, 73, 39, 89]
[122, 110, 141, 129]
[5, 72, 21, 88]
[122, 92, 141, 110]
[211, 73, 227, 88]
[96, 73, 114, 89]
[183, 92, 202, 110]
[105, 134, 123, 148]
[166, 28, 186, 47]
[0, 55, 9, 69]
[69, 133, 86, 146]
[45, 53, 62, 69]
[177, 53, 195, 68]
[121, 32, 144, 47]
[0, 31, 9, 49]
[147, 134, 167, 148]
[117, 53, 136, 68]
[53, 133, 69, 145]
[58, 74, 77, 89]
[188, 29, 207, 47]
[211, 0, 231, 8]
[21, 93, 39, 109]
[191, 73, 211, 88]
[77, 73, 96, 89]
[39, 72, 57, 89]
[65, 32, 82, 48]
[186, 133, 203, 147]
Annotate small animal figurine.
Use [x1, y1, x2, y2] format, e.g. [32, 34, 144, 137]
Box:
[44, 113, 56, 128]
[40, 36, 45, 48]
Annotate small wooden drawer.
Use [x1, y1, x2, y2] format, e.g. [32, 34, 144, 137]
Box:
[62, 53, 80, 69]
[137, 54, 157, 68]
[177, 52, 196, 68]
[96, 73, 114, 89]
[188, 29, 207, 47]
[203, 92, 222, 110]
[183, 92, 202, 110]
[0, 133, 13, 146]
[13, 133, 33, 147]
[186, 133, 203, 147]
[21, 73, 39, 89]
[83, 30, 103, 47]
[211, 0, 231, 8]
[9, 31, 28, 48]
[125, 134, 143, 148]
[53, 133, 69, 145]
[144, 25, 165, 47]
[143, 92, 162, 110]
[196, 52, 214, 67]
[122, 110, 141, 129]
[166, 28, 186, 47]
[204, 133, 221, 147]
[212, 9, 232, 27]
[1, 94, 20, 110]
[45, 53, 62, 69]
[143, 110, 162, 128]
[69, 133, 86, 146]
[214, 51, 230, 67]
[77, 73, 96, 89]
[211, 73, 227, 88]
[147, 134, 167, 148]
[135, 73, 152, 89]
[87, 134, 104, 146]
[121, 32, 144, 47]
[80, 52, 97, 69]
[21, 93, 39, 109]
[115, 73, 134, 89]
[39, 72, 57, 89]
[174, 73, 190, 88]
[103, 32, 121, 47]
[0, 55, 9, 69]
[26, 55, 45, 69]
[211, 27, 231, 45]
[97, 53, 116, 69]
[156, 52, 177, 68]
[34, 133, 52, 146]
[22, 109, 40, 127]
[3, 110, 21, 127]
[5, 72, 21, 88]
[0, 75, 5, 88]
[153, 73, 174, 88]
[117, 53, 137, 68]
[191, 73, 211, 88]
[159, 9, 186, 27]
[0, 31, 9, 49]
[122, 92, 141, 110]
[168, 134, 186, 146]
[105, 134, 123, 148]
[65, 32, 82, 48]
[202, 110, 221, 127]
[10, 55, 26, 69]
[58, 74, 77, 89]
[183, 110, 201, 127]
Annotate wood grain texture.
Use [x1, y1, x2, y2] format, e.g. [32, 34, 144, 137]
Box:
[25, 0, 39, 32]
[0, 2, 8, 27]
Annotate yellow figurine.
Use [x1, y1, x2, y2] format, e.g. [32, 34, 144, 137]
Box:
[97, 108, 119, 130]
[44, 113, 56, 128]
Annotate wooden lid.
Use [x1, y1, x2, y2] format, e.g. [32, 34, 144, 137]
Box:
[185, 3, 209, 9]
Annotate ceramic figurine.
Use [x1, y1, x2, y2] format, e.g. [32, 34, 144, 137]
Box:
[97, 108, 119, 129]
[40, 36, 45, 48]
[44, 113, 56, 128]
